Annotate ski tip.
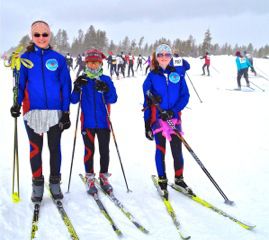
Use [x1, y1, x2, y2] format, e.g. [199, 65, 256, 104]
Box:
[12, 192, 21, 203]
[115, 229, 123, 237]
[141, 228, 150, 234]
[248, 225, 256, 230]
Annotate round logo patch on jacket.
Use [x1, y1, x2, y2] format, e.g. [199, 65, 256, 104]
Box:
[169, 72, 180, 83]
[46, 59, 58, 71]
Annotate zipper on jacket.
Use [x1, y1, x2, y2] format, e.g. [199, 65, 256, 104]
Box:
[41, 50, 49, 108]
[93, 85, 98, 128]
[164, 73, 170, 109]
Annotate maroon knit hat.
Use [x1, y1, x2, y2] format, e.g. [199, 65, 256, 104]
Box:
[85, 49, 106, 63]
[235, 51, 241, 57]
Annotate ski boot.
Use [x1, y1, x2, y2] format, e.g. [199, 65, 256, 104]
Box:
[85, 173, 98, 195]
[49, 175, 63, 200]
[31, 175, 44, 202]
[99, 173, 113, 194]
[175, 175, 193, 195]
[158, 176, 168, 199]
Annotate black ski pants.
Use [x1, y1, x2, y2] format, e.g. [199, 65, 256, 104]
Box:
[82, 128, 111, 174]
[237, 68, 249, 87]
[128, 64, 134, 77]
[25, 123, 62, 178]
[202, 64, 210, 76]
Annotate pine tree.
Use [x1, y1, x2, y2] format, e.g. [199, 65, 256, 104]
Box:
[121, 36, 131, 53]
[201, 29, 212, 54]
[19, 35, 31, 49]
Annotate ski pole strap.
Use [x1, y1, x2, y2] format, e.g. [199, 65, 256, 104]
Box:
[4, 45, 34, 70]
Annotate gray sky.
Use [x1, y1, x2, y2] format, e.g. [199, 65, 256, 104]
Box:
[1, 0, 269, 52]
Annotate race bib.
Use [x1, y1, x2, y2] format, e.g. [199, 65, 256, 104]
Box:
[173, 57, 183, 66]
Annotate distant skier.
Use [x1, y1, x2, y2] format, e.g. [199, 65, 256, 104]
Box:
[120, 51, 127, 73]
[243, 51, 257, 76]
[71, 49, 118, 195]
[171, 52, 190, 76]
[143, 43, 191, 199]
[136, 54, 145, 71]
[144, 56, 151, 75]
[74, 54, 82, 70]
[235, 50, 251, 89]
[126, 53, 135, 77]
[107, 52, 113, 70]
[116, 54, 125, 79]
[76, 53, 86, 77]
[65, 53, 73, 71]
[200, 52, 210, 76]
[110, 54, 118, 78]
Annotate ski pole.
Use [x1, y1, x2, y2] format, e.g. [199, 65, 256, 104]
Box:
[211, 65, 220, 74]
[186, 72, 203, 103]
[257, 73, 269, 82]
[146, 91, 234, 205]
[101, 93, 131, 192]
[67, 92, 82, 193]
[249, 80, 265, 92]
[255, 66, 269, 80]
[5, 46, 33, 203]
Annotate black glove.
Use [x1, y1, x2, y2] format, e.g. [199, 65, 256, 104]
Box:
[160, 110, 174, 121]
[95, 80, 109, 93]
[74, 75, 88, 92]
[146, 95, 162, 106]
[10, 104, 21, 118]
[145, 121, 154, 141]
[59, 112, 71, 130]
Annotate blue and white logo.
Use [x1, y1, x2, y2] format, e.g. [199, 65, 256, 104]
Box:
[46, 59, 58, 71]
[169, 72, 180, 83]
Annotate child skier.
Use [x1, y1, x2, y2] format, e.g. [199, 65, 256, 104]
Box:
[71, 49, 118, 195]
[142, 44, 191, 199]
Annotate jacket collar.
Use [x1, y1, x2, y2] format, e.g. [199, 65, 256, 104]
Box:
[34, 44, 51, 55]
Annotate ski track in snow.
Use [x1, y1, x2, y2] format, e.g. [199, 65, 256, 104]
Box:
[1, 56, 269, 240]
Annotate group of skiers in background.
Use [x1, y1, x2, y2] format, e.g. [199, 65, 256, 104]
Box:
[65, 51, 151, 79]
[8, 19, 260, 205]
[200, 50, 257, 89]
[67, 49, 257, 91]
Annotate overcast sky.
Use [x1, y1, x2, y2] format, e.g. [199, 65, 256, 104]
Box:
[0, 0, 269, 52]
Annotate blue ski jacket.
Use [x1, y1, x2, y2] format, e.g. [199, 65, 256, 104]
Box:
[18, 45, 71, 113]
[71, 75, 117, 129]
[236, 57, 251, 71]
[143, 65, 190, 124]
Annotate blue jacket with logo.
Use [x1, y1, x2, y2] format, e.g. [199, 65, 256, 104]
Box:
[70, 75, 117, 129]
[236, 56, 251, 71]
[143, 65, 190, 123]
[18, 45, 71, 113]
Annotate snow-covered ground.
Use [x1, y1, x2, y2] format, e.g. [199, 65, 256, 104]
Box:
[1, 55, 269, 240]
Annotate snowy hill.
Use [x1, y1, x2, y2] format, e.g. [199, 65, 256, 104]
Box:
[1, 55, 269, 240]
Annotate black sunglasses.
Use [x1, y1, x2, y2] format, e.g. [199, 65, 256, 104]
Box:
[33, 33, 49, 38]
[157, 53, 172, 58]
